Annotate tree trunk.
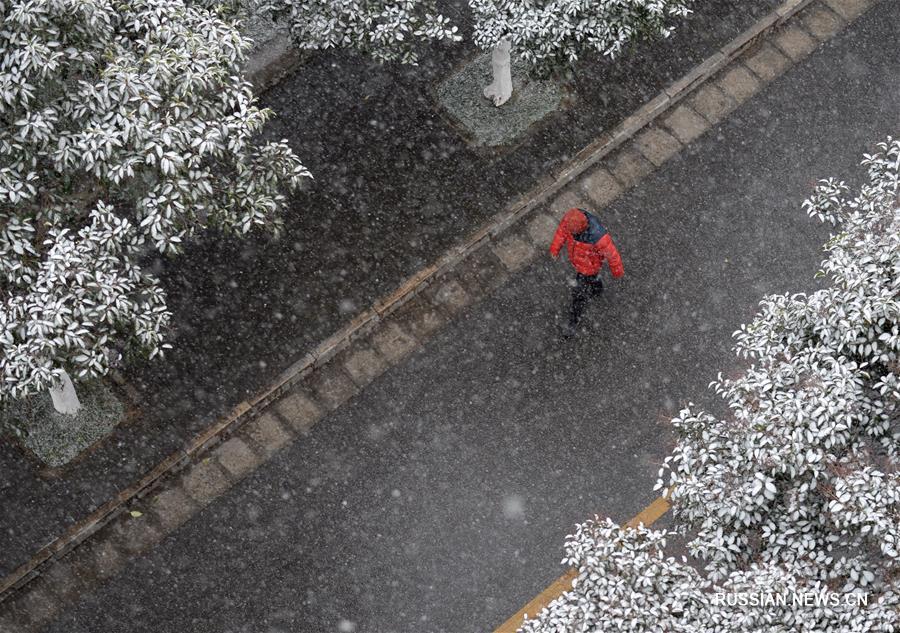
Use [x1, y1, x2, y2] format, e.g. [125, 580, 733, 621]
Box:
[50, 369, 82, 415]
[483, 40, 513, 107]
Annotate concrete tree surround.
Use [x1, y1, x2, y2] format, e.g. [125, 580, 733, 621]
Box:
[435, 47, 564, 148]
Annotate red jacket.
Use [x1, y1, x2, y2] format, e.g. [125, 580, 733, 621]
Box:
[550, 209, 624, 278]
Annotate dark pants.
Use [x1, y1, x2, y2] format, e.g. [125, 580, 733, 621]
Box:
[568, 273, 604, 326]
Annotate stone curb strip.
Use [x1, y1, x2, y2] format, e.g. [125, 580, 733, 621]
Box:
[0, 0, 874, 629]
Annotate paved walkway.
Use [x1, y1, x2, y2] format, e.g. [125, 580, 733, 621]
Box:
[24, 2, 899, 631]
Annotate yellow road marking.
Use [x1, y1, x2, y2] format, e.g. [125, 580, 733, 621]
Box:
[624, 494, 671, 529]
[494, 494, 672, 633]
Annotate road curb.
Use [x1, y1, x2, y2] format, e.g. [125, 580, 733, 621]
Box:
[0, 0, 873, 628]
[494, 494, 673, 633]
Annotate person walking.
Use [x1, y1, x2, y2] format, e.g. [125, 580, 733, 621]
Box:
[549, 208, 623, 338]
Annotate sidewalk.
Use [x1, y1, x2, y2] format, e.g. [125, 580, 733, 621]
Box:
[0, 1, 782, 579]
[16, 0, 899, 630]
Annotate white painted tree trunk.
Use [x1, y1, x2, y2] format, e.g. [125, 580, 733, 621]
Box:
[483, 40, 513, 107]
[50, 369, 82, 415]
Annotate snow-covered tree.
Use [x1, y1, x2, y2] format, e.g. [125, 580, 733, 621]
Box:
[260, 0, 689, 107]
[471, 0, 692, 105]
[519, 519, 709, 632]
[519, 138, 900, 631]
[520, 519, 898, 632]
[261, 0, 461, 64]
[0, 0, 310, 414]
[1, 204, 170, 414]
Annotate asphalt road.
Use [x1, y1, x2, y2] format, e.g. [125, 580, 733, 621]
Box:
[43, 3, 900, 632]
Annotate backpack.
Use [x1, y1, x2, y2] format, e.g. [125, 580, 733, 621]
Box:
[573, 209, 608, 245]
